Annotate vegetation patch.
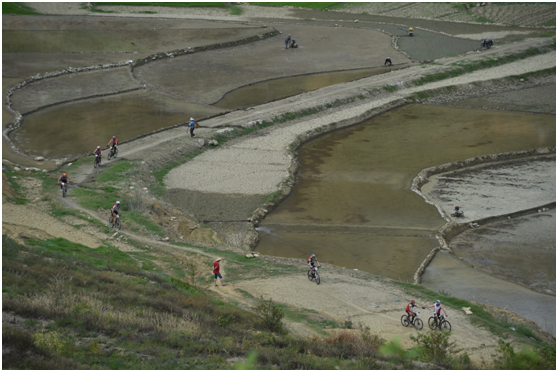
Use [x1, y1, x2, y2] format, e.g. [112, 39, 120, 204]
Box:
[2, 2, 38, 14]
[414, 47, 554, 86]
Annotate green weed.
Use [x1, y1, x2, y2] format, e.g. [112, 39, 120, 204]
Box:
[414, 47, 553, 86]
[409, 330, 463, 367]
[2, 2, 38, 14]
[254, 297, 287, 334]
[229, 4, 243, 15]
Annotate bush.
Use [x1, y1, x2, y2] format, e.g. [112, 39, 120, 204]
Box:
[492, 339, 554, 370]
[254, 297, 286, 334]
[410, 330, 462, 367]
[217, 313, 236, 328]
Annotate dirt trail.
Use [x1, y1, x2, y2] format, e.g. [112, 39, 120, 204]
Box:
[233, 272, 500, 362]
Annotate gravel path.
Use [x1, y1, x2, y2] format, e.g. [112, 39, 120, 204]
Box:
[165, 51, 556, 195]
[233, 272, 501, 361]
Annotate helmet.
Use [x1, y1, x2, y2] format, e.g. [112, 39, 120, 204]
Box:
[116, 201, 120, 204]
[411, 300, 415, 304]
[436, 300, 440, 304]
[311, 254, 315, 257]
[113, 136, 116, 139]
[62, 173, 67, 177]
[97, 146, 100, 149]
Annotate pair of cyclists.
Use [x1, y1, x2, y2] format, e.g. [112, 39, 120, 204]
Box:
[93, 136, 119, 164]
[405, 299, 448, 324]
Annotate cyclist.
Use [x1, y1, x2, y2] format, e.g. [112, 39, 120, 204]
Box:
[110, 201, 121, 223]
[405, 300, 421, 323]
[424, 299, 448, 325]
[107, 136, 119, 156]
[307, 254, 320, 277]
[94, 145, 102, 164]
[58, 172, 69, 190]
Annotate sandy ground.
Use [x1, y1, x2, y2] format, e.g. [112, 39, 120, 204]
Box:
[3, 3, 556, 359]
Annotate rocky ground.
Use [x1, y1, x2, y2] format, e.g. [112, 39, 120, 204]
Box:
[3, 2, 556, 360]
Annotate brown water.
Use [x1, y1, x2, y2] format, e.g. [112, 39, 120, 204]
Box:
[422, 250, 556, 337]
[10, 90, 225, 159]
[214, 67, 400, 110]
[257, 104, 556, 282]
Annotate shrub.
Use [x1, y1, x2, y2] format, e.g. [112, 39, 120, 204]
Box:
[217, 313, 236, 327]
[410, 330, 462, 367]
[491, 339, 553, 370]
[254, 297, 286, 334]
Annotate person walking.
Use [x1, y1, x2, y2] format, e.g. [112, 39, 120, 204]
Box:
[189, 117, 196, 138]
[384, 57, 392, 66]
[213, 258, 226, 287]
[285, 34, 291, 49]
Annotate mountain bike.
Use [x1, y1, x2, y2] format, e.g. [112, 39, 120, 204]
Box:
[307, 265, 321, 285]
[94, 154, 101, 168]
[107, 146, 118, 161]
[401, 312, 424, 330]
[428, 315, 451, 332]
[109, 214, 121, 230]
[61, 182, 67, 198]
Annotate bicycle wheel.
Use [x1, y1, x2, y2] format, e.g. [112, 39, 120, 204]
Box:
[307, 270, 313, 281]
[440, 320, 451, 332]
[401, 315, 410, 327]
[428, 317, 437, 330]
[115, 218, 122, 230]
[108, 216, 114, 228]
[414, 318, 424, 330]
[62, 186, 67, 198]
[108, 151, 113, 161]
[315, 272, 320, 285]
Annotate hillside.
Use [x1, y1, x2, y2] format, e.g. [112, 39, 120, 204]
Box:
[3, 2, 556, 369]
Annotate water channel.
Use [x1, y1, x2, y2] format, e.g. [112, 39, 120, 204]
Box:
[256, 104, 556, 285]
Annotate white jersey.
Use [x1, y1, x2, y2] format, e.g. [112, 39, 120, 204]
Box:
[434, 303, 442, 314]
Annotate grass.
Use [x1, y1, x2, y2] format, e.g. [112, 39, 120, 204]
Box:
[171, 242, 299, 281]
[539, 30, 556, 38]
[94, 160, 136, 184]
[4, 231, 556, 369]
[414, 47, 554, 86]
[2, 2, 38, 14]
[2, 167, 27, 204]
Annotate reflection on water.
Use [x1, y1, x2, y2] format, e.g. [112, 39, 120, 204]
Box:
[257, 104, 556, 282]
[214, 67, 400, 110]
[10, 90, 225, 159]
[422, 250, 556, 337]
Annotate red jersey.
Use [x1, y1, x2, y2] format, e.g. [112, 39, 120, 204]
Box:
[213, 261, 220, 274]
